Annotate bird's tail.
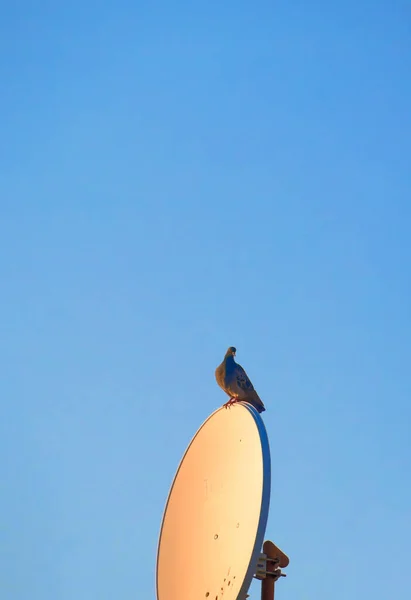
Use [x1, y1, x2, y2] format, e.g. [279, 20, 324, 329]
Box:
[248, 392, 266, 413]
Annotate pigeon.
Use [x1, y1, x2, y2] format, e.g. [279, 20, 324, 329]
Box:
[215, 346, 266, 413]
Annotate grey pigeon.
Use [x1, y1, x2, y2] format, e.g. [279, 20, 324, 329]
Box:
[215, 346, 266, 413]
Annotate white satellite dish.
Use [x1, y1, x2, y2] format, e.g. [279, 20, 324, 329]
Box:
[156, 402, 288, 600]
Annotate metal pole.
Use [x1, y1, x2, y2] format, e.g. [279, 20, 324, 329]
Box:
[261, 571, 275, 600]
[260, 541, 289, 600]
[261, 541, 276, 600]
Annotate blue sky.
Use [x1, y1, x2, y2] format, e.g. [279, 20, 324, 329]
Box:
[1, 2, 410, 599]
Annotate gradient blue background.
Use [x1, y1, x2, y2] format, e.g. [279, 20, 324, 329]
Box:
[1, 2, 410, 599]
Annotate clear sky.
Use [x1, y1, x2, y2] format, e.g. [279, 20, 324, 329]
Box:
[1, 2, 410, 599]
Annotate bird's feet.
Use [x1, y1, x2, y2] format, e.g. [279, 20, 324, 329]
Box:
[223, 397, 238, 410]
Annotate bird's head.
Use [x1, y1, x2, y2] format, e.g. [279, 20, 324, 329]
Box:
[225, 346, 237, 359]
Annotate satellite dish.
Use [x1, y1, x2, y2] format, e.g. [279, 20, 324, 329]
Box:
[156, 402, 271, 600]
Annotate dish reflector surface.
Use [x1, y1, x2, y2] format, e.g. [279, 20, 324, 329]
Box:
[156, 403, 270, 600]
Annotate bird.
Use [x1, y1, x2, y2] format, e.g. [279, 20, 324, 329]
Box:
[215, 346, 266, 413]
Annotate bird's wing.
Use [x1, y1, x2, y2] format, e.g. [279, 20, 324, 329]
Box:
[224, 363, 255, 398]
[226, 363, 266, 411]
[234, 364, 256, 394]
